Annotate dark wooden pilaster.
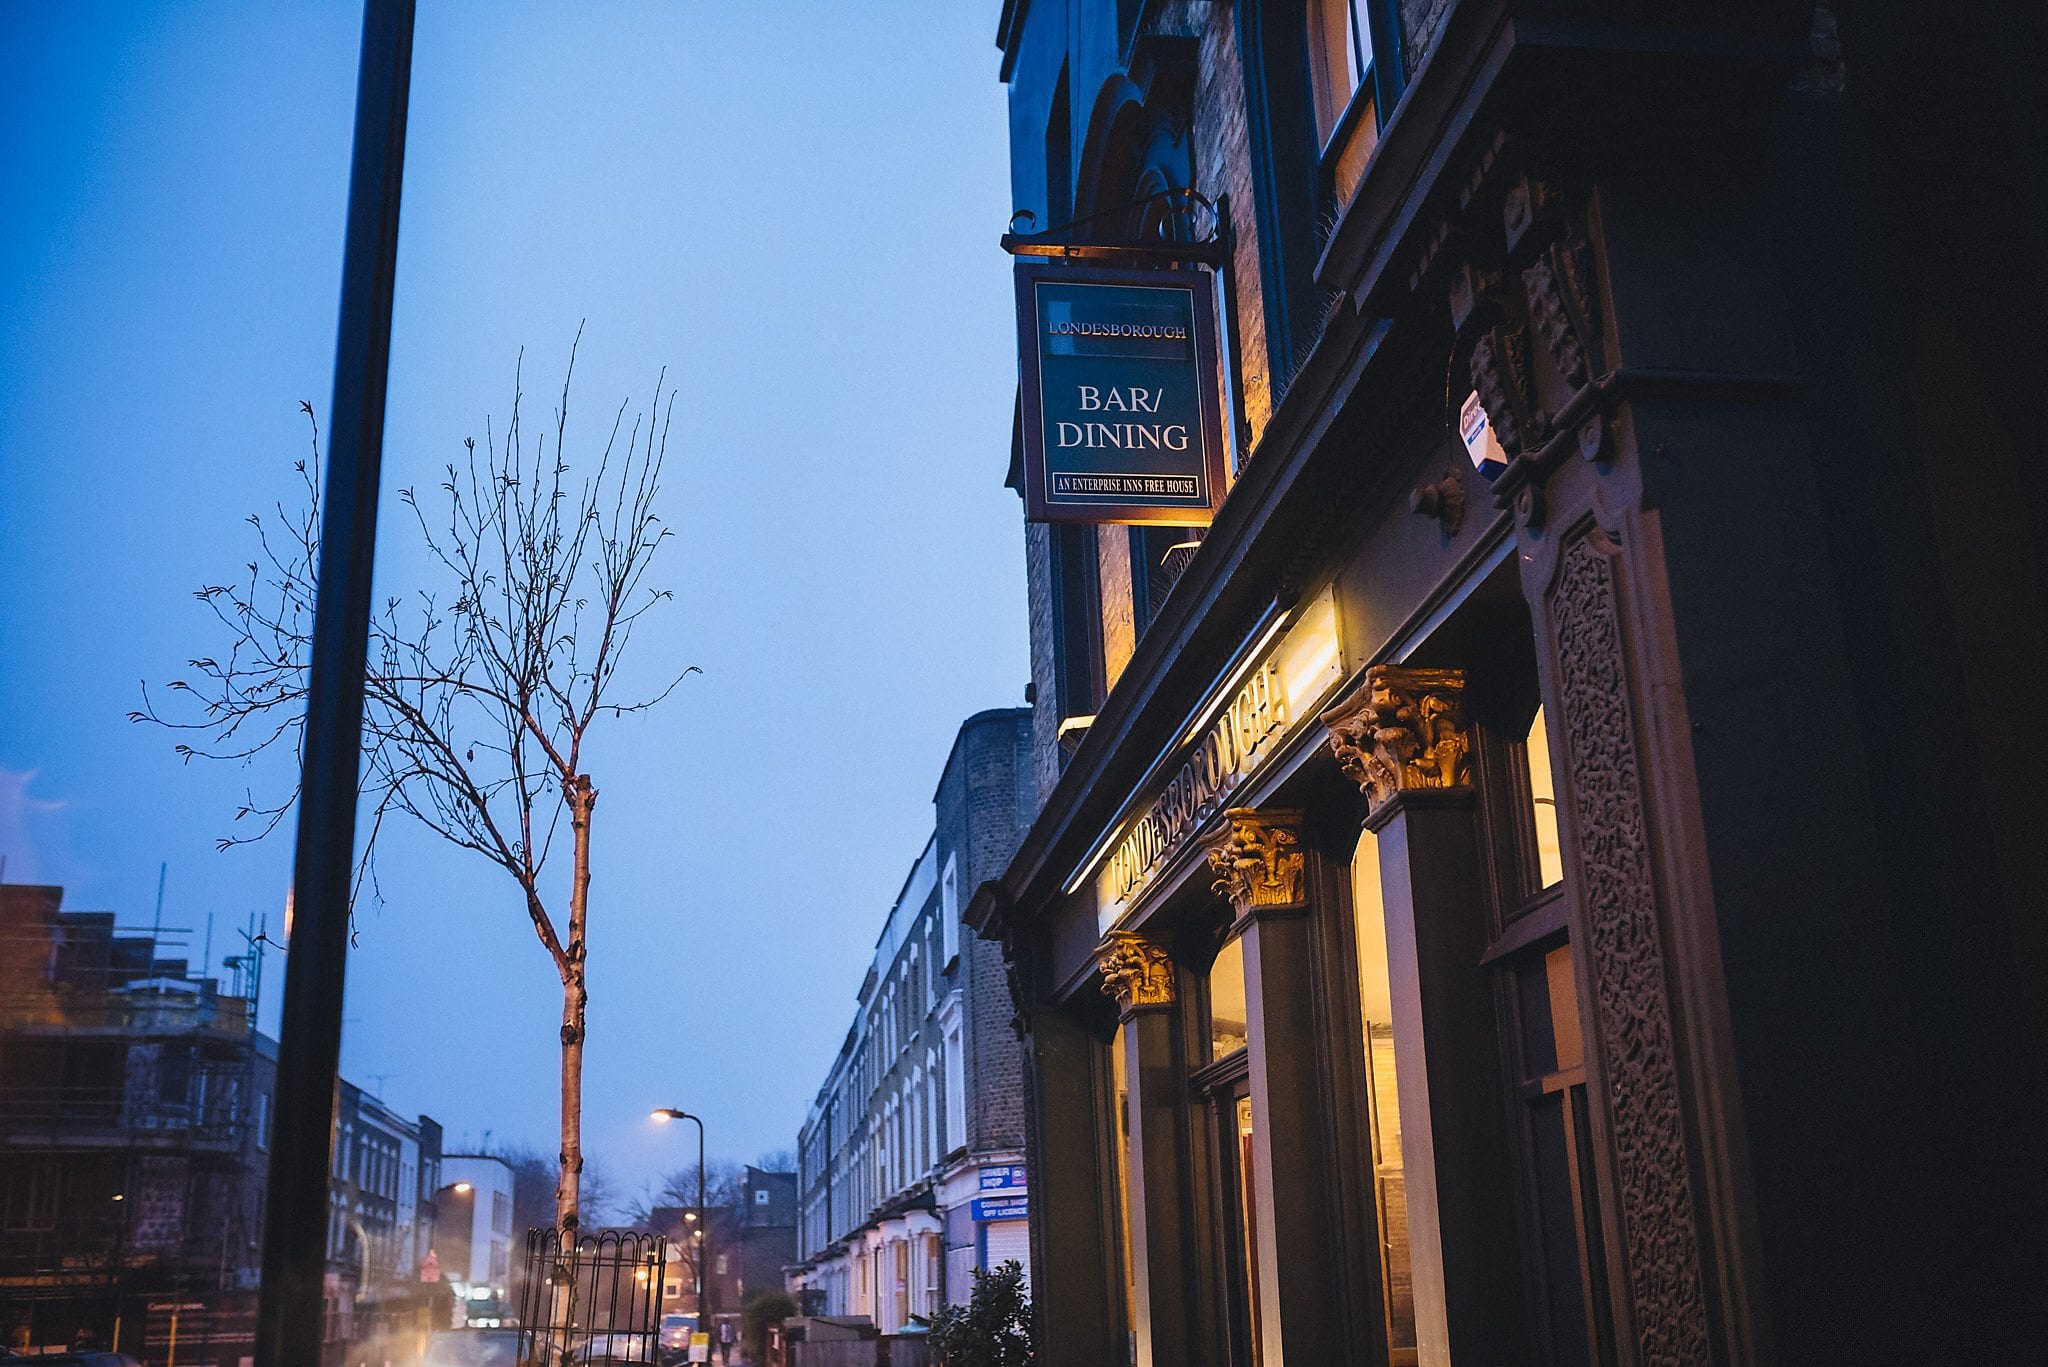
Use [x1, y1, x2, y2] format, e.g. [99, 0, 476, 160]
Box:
[1369, 790, 1533, 1364]
[1326, 667, 1534, 1364]
[1205, 810, 1343, 1367]
[1098, 931, 1203, 1367]
[1020, 1004, 1121, 1366]
[1436, 155, 1762, 1367]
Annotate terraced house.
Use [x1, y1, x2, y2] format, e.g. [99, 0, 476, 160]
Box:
[792, 710, 1037, 1330]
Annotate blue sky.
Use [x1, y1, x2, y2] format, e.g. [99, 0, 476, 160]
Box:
[0, 1, 1026, 1207]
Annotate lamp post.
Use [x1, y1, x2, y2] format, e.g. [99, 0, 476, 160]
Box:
[650, 1109, 706, 1332]
[429, 1181, 474, 1296]
[257, 3, 415, 1362]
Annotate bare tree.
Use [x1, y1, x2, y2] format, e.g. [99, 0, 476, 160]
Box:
[136, 335, 692, 1230]
[625, 1148, 796, 1226]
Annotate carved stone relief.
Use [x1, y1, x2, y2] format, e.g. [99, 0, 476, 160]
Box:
[1095, 930, 1176, 1014]
[1202, 808, 1306, 915]
[1437, 166, 1612, 476]
[1320, 666, 1472, 812]
[1551, 531, 1711, 1367]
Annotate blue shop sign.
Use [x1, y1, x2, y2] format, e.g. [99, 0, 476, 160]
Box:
[979, 1165, 1028, 1191]
[971, 1195, 1029, 1222]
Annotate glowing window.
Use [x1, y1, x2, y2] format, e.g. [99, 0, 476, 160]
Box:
[1525, 707, 1565, 889]
[1308, 0, 1374, 146]
[1208, 936, 1249, 1059]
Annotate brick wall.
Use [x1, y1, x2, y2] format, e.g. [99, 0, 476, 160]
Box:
[1179, 0, 1276, 450]
[1399, 0, 1453, 77]
[1097, 528, 1137, 690]
[936, 710, 1034, 1153]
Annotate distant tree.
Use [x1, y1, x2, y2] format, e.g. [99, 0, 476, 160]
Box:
[493, 1141, 561, 1238]
[662, 1157, 746, 1212]
[136, 336, 693, 1230]
[627, 1152, 785, 1226]
[928, 1261, 1033, 1367]
[620, 1145, 800, 1264]
[753, 1147, 796, 1175]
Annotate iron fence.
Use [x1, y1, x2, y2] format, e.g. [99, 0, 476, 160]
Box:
[515, 1227, 667, 1367]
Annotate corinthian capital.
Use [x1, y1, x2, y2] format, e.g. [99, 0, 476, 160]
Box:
[1321, 666, 1471, 810]
[1095, 931, 1175, 1014]
[1203, 808, 1306, 915]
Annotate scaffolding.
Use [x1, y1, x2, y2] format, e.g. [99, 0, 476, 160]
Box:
[0, 886, 272, 1358]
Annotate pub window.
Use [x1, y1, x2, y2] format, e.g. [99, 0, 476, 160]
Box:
[1110, 1022, 1138, 1363]
[1474, 652, 1615, 1365]
[1306, 0, 1391, 211]
[1199, 931, 1265, 1366]
[1229, 1092, 1266, 1367]
[1129, 526, 1203, 637]
[1350, 827, 1419, 1364]
[1207, 934, 1250, 1060]
[1525, 707, 1564, 889]
[1307, 0, 1371, 143]
[1505, 941, 1612, 1366]
[1051, 523, 1105, 735]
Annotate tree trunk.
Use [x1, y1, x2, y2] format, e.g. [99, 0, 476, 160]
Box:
[556, 774, 597, 1231]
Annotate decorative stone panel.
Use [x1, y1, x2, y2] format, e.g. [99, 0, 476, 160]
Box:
[1550, 530, 1712, 1367]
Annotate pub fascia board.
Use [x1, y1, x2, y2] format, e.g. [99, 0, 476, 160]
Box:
[1076, 587, 1346, 932]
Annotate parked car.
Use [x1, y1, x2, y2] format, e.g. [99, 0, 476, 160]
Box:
[572, 1331, 658, 1363]
[422, 1327, 522, 1367]
[657, 1313, 697, 1355]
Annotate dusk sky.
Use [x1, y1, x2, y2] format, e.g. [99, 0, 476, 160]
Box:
[0, 1, 1028, 1210]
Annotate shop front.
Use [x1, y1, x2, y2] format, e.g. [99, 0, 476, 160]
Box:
[975, 479, 1638, 1366]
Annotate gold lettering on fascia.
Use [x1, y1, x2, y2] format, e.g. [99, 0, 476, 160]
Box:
[1104, 660, 1286, 905]
[1046, 322, 1189, 339]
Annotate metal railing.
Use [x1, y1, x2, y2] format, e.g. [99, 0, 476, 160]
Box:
[515, 1227, 668, 1367]
[0, 1076, 245, 1145]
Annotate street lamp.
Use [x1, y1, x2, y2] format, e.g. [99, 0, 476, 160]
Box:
[650, 1108, 706, 1330]
[429, 1181, 476, 1290]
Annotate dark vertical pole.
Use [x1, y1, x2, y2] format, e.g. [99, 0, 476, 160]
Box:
[255, 3, 414, 1365]
[687, 1112, 706, 1326]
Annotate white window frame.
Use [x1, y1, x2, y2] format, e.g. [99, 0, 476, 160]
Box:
[941, 854, 961, 967]
[942, 999, 967, 1156]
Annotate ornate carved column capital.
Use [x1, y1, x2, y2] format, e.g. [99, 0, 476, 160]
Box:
[1320, 665, 1473, 812]
[1095, 931, 1176, 1015]
[1203, 808, 1306, 916]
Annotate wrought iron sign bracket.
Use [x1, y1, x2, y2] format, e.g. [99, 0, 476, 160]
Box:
[1002, 234, 1230, 267]
[1001, 188, 1230, 268]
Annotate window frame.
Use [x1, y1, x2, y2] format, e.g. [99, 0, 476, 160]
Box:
[1305, 0, 1377, 154]
[1471, 673, 1619, 1366]
[1305, 0, 1404, 219]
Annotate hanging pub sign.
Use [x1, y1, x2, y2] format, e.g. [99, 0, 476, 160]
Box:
[1014, 261, 1229, 525]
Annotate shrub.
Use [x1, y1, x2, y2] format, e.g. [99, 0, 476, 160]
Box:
[741, 1287, 797, 1363]
[927, 1260, 1033, 1367]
